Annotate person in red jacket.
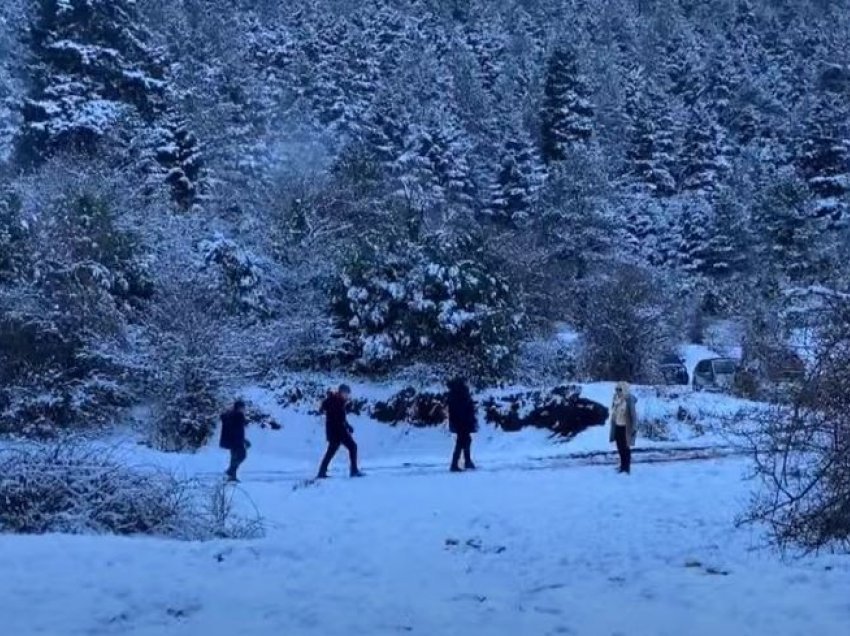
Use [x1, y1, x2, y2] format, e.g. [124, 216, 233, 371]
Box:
[317, 384, 364, 479]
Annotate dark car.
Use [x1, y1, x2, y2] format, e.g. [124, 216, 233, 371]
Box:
[660, 362, 689, 386]
[658, 354, 689, 386]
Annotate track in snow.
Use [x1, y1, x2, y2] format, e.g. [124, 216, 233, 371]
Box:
[206, 445, 744, 486]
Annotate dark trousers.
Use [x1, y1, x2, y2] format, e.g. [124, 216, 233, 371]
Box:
[614, 426, 631, 473]
[451, 432, 473, 469]
[319, 434, 358, 476]
[227, 445, 247, 479]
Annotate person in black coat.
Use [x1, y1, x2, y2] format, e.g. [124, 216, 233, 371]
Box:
[317, 384, 364, 479]
[220, 399, 249, 482]
[447, 377, 477, 472]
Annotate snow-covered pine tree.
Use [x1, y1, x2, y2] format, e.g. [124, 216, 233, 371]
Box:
[154, 113, 204, 211]
[724, 0, 771, 149]
[298, 12, 350, 130]
[679, 102, 731, 196]
[463, 13, 506, 98]
[700, 188, 752, 280]
[17, 0, 166, 163]
[661, 29, 704, 108]
[349, 95, 412, 189]
[619, 196, 667, 267]
[541, 44, 594, 164]
[536, 148, 613, 280]
[488, 120, 544, 226]
[623, 64, 677, 197]
[674, 196, 713, 278]
[0, 1, 26, 164]
[751, 168, 820, 284]
[16, 0, 204, 208]
[410, 111, 477, 217]
[796, 91, 850, 227]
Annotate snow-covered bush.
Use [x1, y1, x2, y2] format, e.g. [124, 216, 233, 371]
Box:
[151, 359, 219, 452]
[0, 443, 262, 539]
[142, 265, 223, 452]
[200, 234, 271, 317]
[576, 265, 682, 382]
[0, 164, 153, 435]
[333, 246, 523, 375]
[512, 336, 578, 385]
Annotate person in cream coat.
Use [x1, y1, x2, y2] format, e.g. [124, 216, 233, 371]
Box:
[609, 381, 638, 474]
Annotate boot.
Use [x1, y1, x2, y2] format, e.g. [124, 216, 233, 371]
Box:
[350, 469, 365, 478]
[450, 464, 463, 472]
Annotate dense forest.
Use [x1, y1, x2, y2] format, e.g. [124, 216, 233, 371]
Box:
[1, 0, 848, 444]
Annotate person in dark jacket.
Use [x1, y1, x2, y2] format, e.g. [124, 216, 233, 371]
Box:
[220, 399, 249, 482]
[447, 377, 477, 472]
[317, 384, 364, 479]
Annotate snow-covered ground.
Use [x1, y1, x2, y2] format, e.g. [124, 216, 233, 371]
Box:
[2, 384, 849, 636]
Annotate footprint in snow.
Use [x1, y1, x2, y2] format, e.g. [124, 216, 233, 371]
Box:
[445, 537, 507, 554]
[684, 560, 730, 576]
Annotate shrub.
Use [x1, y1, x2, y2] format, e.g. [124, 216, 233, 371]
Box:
[332, 244, 523, 374]
[0, 442, 263, 539]
[199, 234, 271, 317]
[151, 364, 219, 452]
[0, 171, 153, 435]
[576, 265, 681, 382]
[741, 292, 850, 553]
[512, 335, 578, 385]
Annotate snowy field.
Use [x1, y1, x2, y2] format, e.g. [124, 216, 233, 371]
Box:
[1, 384, 849, 636]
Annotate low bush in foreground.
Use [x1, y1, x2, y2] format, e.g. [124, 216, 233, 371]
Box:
[0, 443, 263, 540]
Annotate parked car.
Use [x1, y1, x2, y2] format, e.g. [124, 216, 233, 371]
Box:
[660, 362, 689, 386]
[693, 357, 740, 392]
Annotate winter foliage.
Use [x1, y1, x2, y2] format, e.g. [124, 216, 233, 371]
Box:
[0, 0, 849, 445]
[0, 442, 264, 539]
[333, 245, 522, 373]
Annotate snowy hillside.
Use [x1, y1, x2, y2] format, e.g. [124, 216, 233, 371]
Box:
[1, 392, 848, 636]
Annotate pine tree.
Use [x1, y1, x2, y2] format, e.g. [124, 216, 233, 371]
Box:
[675, 197, 713, 277]
[700, 189, 752, 280]
[536, 149, 612, 280]
[16, 0, 205, 208]
[680, 103, 731, 196]
[623, 65, 677, 197]
[488, 123, 544, 226]
[411, 114, 477, 214]
[300, 13, 351, 130]
[464, 17, 506, 98]
[797, 92, 850, 226]
[154, 114, 204, 211]
[541, 45, 594, 163]
[751, 169, 821, 284]
[619, 196, 674, 268]
[17, 0, 166, 163]
[0, 2, 25, 164]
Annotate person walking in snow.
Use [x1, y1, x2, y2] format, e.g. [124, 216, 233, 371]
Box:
[220, 398, 250, 482]
[609, 381, 638, 474]
[317, 384, 364, 479]
[447, 377, 478, 472]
